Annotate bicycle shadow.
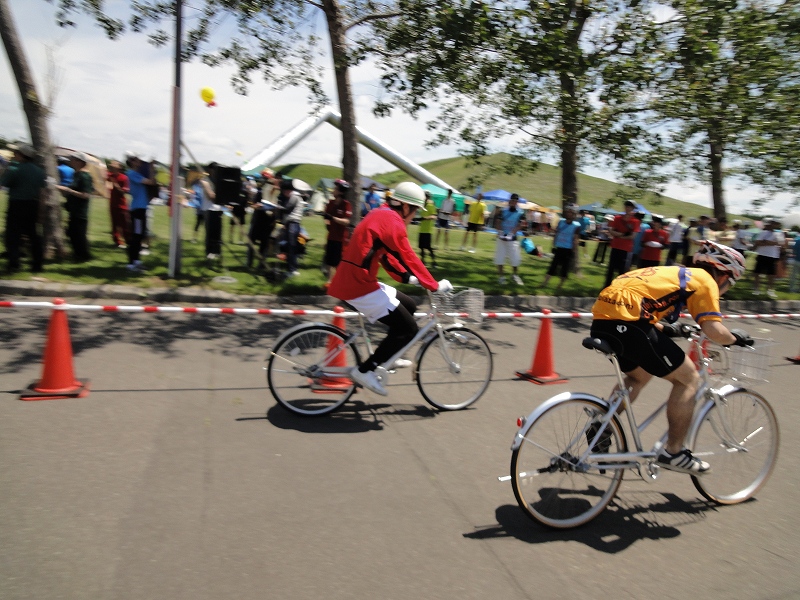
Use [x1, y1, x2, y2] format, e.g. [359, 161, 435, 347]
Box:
[252, 399, 440, 434]
[465, 491, 719, 553]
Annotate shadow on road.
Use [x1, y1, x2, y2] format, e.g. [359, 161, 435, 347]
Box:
[241, 400, 440, 434]
[465, 491, 719, 553]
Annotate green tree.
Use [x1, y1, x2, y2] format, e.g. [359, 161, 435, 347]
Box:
[370, 0, 664, 209]
[621, 0, 800, 219]
[1, 0, 65, 258]
[51, 0, 401, 220]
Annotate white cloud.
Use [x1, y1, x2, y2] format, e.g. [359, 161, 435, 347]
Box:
[0, 0, 795, 215]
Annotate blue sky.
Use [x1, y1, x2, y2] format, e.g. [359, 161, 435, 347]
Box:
[1, 0, 796, 216]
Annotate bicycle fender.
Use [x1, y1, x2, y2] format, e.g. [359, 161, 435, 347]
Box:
[269, 322, 341, 351]
[511, 392, 610, 451]
[412, 323, 465, 367]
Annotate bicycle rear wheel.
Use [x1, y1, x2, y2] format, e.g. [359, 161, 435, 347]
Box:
[267, 324, 360, 416]
[416, 327, 492, 410]
[690, 390, 779, 504]
[511, 398, 626, 528]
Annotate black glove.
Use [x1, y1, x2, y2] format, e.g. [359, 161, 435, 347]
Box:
[660, 323, 683, 338]
[728, 329, 754, 348]
[661, 323, 699, 338]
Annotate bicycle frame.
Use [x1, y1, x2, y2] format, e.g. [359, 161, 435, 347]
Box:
[510, 333, 747, 482]
[299, 291, 466, 382]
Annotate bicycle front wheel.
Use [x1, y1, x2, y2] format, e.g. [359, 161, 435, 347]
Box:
[511, 399, 626, 528]
[416, 327, 492, 410]
[690, 390, 779, 504]
[267, 324, 360, 416]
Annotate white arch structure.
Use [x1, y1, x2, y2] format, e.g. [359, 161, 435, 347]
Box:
[240, 106, 455, 190]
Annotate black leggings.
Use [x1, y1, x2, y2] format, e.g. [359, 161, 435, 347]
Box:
[360, 291, 418, 372]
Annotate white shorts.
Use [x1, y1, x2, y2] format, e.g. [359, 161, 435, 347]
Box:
[346, 282, 400, 324]
[494, 239, 521, 267]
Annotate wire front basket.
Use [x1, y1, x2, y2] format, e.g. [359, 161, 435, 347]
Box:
[431, 287, 484, 325]
[697, 337, 776, 386]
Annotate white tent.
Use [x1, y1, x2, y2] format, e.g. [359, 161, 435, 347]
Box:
[782, 212, 800, 229]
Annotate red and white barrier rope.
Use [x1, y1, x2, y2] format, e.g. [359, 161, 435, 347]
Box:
[1, 300, 799, 320]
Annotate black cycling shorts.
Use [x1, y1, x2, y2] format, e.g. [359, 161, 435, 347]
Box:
[589, 319, 685, 377]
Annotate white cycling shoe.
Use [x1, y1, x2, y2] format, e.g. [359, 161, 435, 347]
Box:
[349, 368, 387, 396]
[391, 358, 413, 369]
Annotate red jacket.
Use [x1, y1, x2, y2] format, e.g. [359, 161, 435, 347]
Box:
[328, 207, 438, 300]
[609, 214, 640, 252]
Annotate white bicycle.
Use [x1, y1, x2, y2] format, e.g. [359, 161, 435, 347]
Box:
[266, 288, 493, 416]
[507, 328, 779, 528]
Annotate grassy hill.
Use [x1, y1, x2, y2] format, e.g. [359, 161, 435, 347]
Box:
[277, 153, 730, 220]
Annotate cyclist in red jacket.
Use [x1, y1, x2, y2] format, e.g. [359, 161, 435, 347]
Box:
[328, 182, 453, 395]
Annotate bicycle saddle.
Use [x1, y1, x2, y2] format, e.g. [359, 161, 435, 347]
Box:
[582, 337, 616, 356]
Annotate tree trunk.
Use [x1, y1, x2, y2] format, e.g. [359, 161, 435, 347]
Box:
[559, 72, 579, 207]
[323, 0, 361, 224]
[0, 0, 65, 258]
[708, 132, 727, 222]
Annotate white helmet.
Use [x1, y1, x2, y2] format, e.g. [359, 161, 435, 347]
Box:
[391, 182, 426, 209]
[693, 240, 746, 282]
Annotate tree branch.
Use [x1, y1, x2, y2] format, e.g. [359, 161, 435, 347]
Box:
[344, 11, 402, 31]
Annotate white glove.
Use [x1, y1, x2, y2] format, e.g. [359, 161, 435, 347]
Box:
[437, 279, 453, 293]
[408, 275, 419, 286]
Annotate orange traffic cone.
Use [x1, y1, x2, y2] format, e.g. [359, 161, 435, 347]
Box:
[516, 310, 568, 385]
[21, 298, 90, 401]
[314, 306, 352, 393]
[787, 344, 800, 364]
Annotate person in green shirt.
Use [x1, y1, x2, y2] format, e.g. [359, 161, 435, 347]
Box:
[460, 192, 487, 253]
[0, 143, 45, 272]
[56, 151, 94, 262]
[417, 191, 438, 267]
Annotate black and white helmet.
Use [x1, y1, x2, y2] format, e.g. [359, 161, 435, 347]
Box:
[693, 240, 746, 282]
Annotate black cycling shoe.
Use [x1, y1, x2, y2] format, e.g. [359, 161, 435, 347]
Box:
[586, 422, 612, 453]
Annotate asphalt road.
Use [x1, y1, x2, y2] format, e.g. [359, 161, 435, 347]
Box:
[1, 300, 799, 600]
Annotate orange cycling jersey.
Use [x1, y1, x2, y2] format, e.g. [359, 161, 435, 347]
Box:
[592, 266, 723, 324]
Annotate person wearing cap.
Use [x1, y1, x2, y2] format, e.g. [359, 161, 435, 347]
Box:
[638, 215, 670, 267]
[57, 156, 74, 188]
[362, 182, 381, 217]
[752, 218, 786, 298]
[322, 179, 353, 288]
[417, 190, 438, 267]
[106, 160, 130, 248]
[541, 204, 581, 290]
[328, 181, 451, 396]
[0, 143, 45, 273]
[125, 154, 159, 271]
[604, 200, 641, 287]
[494, 193, 526, 285]
[56, 152, 94, 262]
[275, 178, 307, 276]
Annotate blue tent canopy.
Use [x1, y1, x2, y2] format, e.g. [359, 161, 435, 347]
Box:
[482, 189, 512, 202]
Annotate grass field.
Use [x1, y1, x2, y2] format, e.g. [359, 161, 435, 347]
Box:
[1, 189, 796, 299]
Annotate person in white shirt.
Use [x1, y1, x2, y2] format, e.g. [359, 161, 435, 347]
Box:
[434, 188, 456, 250]
[752, 218, 786, 298]
[665, 214, 685, 266]
[731, 220, 751, 254]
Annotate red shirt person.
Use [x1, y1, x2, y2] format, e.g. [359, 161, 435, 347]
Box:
[322, 179, 353, 288]
[107, 160, 130, 248]
[604, 200, 641, 286]
[328, 182, 451, 396]
[639, 216, 670, 267]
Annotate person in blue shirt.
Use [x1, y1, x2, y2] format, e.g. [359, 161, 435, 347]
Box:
[57, 157, 74, 186]
[789, 234, 800, 294]
[630, 211, 649, 268]
[125, 154, 158, 272]
[542, 204, 582, 290]
[494, 193, 526, 285]
[362, 183, 381, 217]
